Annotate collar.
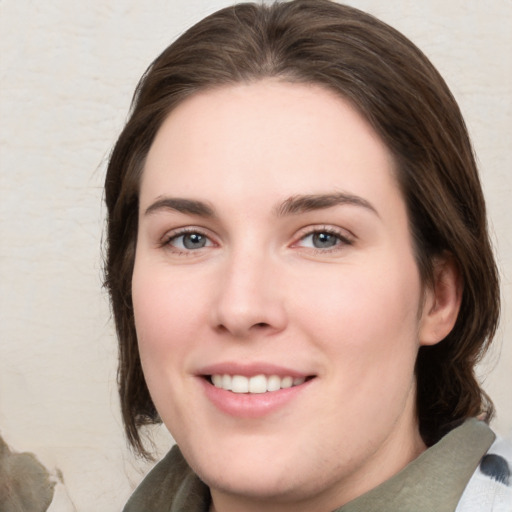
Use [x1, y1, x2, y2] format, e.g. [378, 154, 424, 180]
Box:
[124, 419, 495, 512]
[338, 418, 495, 512]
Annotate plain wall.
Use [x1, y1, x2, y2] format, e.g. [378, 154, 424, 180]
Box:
[0, 1, 510, 510]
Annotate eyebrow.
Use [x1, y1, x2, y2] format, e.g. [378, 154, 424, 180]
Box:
[275, 193, 379, 217]
[144, 197, 216, 217]
[144, 192, 378, 219]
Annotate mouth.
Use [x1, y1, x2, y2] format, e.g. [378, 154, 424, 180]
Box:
[198, 366, 316, 417]
[205, 374, 315, 394]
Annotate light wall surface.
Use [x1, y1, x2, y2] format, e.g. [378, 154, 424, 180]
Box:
[0, 1, 510, 510]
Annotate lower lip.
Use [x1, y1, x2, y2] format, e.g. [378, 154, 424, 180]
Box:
[199, 377, 313, 418]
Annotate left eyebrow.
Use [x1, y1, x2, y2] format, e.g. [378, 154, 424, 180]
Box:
[275, 193, 379, 218]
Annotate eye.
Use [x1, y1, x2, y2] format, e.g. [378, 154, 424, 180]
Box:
[166, 230, 214, 251]
[295, 227, 353, 251]
[303, 232, 339, 249]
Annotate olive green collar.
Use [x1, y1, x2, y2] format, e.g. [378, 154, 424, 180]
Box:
[337, 419, 494, 512]
[124, 419, 494, 512]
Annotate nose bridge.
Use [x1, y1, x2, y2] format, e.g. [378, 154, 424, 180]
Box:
[211, 240, 286, 337]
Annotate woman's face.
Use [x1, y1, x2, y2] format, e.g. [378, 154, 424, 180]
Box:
[133, 81, 436, 510]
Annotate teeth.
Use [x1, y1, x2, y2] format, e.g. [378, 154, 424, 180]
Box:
[248, 374, 267, 393]
[281, 376, 293, 389]
[211, 374, 307, 394]
[267, 375, 281, 392]
[231, 375, 249, 393]
[222, 374, 232, 391]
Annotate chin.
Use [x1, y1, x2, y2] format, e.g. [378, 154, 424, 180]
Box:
[200, 464, 311, 505]
[184, 441, 311, 501]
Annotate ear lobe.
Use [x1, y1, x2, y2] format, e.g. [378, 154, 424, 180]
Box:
[419, 254, 463, 346]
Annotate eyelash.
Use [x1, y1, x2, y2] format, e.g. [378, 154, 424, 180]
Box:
[162, 227, 216, 255]
[293, 226, 354, 253]
[161, 225, 354, 255]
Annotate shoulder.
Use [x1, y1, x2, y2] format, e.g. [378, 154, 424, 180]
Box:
[456, 435, 512, 512]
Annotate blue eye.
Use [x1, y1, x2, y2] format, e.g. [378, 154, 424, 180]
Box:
[310, 232, 339, 248]
[168, 232, 211, 250]
[297, 229, 351, 250]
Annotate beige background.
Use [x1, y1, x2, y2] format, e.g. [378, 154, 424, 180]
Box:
[0, 0, 510, 510]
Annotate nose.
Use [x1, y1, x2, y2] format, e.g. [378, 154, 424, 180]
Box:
[210, 250, 288, 339]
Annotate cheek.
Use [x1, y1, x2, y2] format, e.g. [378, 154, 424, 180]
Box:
[132, 267, 207, 369]
[292, 256, 422, 365]
[131, 267, 214, 431]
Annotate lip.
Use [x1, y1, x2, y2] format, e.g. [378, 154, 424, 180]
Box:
[197, 361, 311, 379]
[196, 362, 315, 418]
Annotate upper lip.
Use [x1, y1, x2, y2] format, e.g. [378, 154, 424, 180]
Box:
[197, 362, 313, 378]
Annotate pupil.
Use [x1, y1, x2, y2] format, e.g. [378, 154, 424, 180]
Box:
[313, 232, 337, 248]
[183, 233, 206, 249]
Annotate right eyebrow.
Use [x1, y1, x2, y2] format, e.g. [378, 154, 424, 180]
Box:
[144, 197, 216, 218]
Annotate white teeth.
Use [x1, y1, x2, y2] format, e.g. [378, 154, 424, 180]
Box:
[222, 374, 232, 391]
[248, 374, 267, 394]
[212, 374, 223, 388]
[211, 374, 307, 393]
[267, 375, 281, 392]
[281, 376, 293, 389]
[231, 375, 249, 393]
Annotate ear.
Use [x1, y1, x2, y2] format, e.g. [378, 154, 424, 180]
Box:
[419, 254, 462, 346]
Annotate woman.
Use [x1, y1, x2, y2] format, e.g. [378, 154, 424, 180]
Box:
[104, 1, 510, 510]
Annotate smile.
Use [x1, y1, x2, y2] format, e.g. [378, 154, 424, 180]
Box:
[210, 374, 307, 394]
[199, 367, 316, 417]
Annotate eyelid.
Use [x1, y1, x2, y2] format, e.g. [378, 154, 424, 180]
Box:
[291, 224, 355, 249]
[161, 226, 218, 250]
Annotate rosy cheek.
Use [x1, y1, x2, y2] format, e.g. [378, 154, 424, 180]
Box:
[133, 276, 202, 356]
[133, 280, 169, 347]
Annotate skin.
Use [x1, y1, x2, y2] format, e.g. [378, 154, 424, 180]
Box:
[132, 80, 460, 512]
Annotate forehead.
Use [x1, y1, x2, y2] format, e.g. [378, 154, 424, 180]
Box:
[141, 80, 400, 215]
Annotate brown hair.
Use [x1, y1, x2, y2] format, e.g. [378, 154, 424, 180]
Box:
[104, 0, 500, 455]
